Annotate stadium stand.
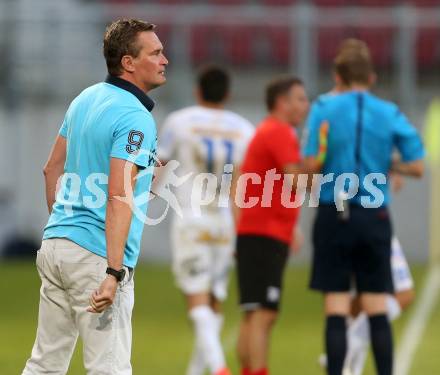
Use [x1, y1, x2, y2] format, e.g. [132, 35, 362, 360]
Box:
[417, 28, 440, 68]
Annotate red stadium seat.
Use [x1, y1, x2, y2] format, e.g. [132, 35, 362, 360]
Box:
[222, 25, 254, 65]
[191, 24, 252, 65]
[314, 0, 347, 6]
[318, 27, 352, 65]
[267, 26, 291, 65]
[210, 0, 247, 4]
[357, 27, 394, 67]
[155, 24, 172, 46]
[417, 28, 439, 68]
[191, 25, 218, 64]
[318, 27, 394, 68]
[156, 0, 191, 4]
[262, 0, 297, 6]
[410, 0, 440, 6]
[357, 0, 398, 5]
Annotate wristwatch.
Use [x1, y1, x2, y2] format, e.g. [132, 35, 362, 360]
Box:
[106, 267, 126, 282]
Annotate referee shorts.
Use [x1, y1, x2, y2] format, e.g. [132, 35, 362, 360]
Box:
[310, 205, 393, 294]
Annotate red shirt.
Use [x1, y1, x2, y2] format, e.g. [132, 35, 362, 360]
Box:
[237, 116, 301, 244]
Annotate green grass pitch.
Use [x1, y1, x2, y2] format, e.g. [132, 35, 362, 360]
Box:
[0, 262, 437, 374]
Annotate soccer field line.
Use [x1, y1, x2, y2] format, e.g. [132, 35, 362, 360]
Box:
[394, 264, 440, 375]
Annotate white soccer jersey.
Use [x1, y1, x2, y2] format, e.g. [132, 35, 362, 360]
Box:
[157, 105, 255, 214]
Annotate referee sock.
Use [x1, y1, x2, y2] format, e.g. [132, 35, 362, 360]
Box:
[189, 305, 227, 374]
[369, 314, 393, 375]
[325, 315, 347, 375]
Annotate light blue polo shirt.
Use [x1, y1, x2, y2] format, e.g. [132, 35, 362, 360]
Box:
[43, 75, 157, 268]
[303, 90, 425, 207]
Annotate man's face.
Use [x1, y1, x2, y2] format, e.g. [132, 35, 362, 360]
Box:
[283, 84, 309, 126]
[130, 31, 168, 91]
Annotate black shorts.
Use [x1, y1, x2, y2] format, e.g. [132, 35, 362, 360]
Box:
[310, 205, 393, 294]
[236, 234, 289, 311]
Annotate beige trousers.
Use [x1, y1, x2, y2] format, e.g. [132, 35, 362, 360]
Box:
[22, 238, 134, 375]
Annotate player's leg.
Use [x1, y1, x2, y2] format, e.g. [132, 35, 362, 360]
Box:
[310, 205, 353, 375]
[54, 241, 134, 375]
[345, 236, 415, 375]
[324, 293, 351, 375]
[390, 236, 416, 312]
[247, 308, 278, 372]
[237, 312, 252, 374]
[210, 223, 235, 345]
[359, 294, 392, 375]
[236, 235, 288, 375]
[186, 292, 229, 375]
[173, 217, 230, 375]
[22, 240, 78, 375]
[355, 209, 394, 375]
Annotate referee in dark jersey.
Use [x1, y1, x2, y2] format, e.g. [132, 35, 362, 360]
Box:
[303, 43, 424, 375]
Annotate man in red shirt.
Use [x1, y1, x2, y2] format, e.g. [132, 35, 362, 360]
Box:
[234, 77, 309, 375]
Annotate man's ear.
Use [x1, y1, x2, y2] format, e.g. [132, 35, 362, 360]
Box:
[194, 86, 202, 103]
[334, 73, 344, 89]
[121, 55, 135, 73]
[369, 72, 377, 87]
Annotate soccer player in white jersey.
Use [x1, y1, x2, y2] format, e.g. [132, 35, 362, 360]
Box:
[156, 65, 254, 375]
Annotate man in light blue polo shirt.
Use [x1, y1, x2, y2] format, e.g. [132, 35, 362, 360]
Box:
[23, 19, 168, 375]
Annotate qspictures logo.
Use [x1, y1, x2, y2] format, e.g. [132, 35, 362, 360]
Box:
[54, 149, 389, 225]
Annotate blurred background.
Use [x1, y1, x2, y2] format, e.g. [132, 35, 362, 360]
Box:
[0, 0, 437, 263]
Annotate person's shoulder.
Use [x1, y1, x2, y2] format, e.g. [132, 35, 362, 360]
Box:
[101, 82, 152, 112]
[69, 82, 104, 106]
[223, 110, 255, 133]
[365, 92, 401, 117]
[309, 92, 344, 115]
[165, 105, 201, 123]
[314, 91, 338, 106]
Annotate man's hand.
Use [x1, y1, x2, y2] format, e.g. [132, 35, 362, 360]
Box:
[389, 172, 404, 193]
[87, 275, 118, 313]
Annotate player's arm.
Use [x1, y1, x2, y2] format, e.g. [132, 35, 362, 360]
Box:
[106, 158, 138, 271]
[89, 110, 155, 313]
[88, 158, 139, 314]
[301, 103, 330, 182]
[391, 158, 424, 178]
[43, 135, 66, 213]
[391, 109, 425, 178]
[283, 120, 328, 189]
[230, 168, 241, 226]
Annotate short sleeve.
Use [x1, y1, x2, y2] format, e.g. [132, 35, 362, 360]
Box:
[269, 125, 301, 168]
[59, 118, 68, 138]
[303, 101, 324, 157]
[392, 110, 425, 162]
[157, 114, 178, 161]
[110, 110, 157, 169]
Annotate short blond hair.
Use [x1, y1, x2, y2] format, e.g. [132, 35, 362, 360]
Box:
[333, 38, 374, 85]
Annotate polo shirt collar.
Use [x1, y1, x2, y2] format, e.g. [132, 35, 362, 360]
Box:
[105, 75, 155, 112]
